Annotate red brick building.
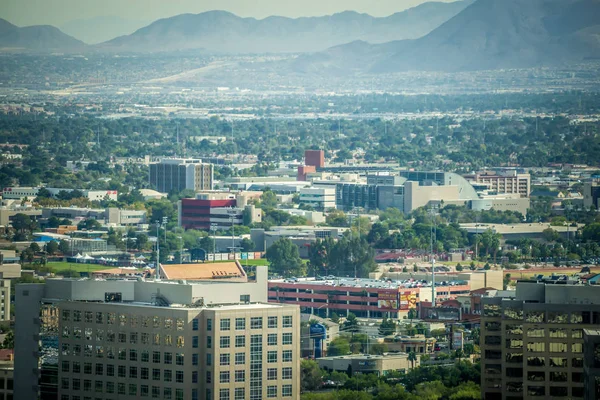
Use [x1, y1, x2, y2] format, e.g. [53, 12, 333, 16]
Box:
[305, 150, 325, 169]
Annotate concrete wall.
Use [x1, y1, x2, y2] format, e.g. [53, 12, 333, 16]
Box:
[403, 181, 462, 214]
[14, 284, 45, 400]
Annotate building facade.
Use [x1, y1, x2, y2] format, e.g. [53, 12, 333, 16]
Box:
[1, 187, 118, 202]
[465, 171, 531, 198]
[178, 198, 261, 231]
[0, 280, 10, 322]
[304, 150, 325, 169]
[15, 266, 301, 400]
[480, 281, 599, 400]
[583, 180, 600, 210]
[298, 187, 336, 211]
[268, 278, 470, 319]
[149, 158, 214, 194]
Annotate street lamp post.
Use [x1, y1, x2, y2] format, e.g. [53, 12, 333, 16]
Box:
[178, 236, 183, 263]
[155, 221, 161, 279]
[210, 223, 217, 260]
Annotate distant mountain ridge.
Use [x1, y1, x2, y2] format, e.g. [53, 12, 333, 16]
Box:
[293, 0, 600, 73]
[60, 16, 152, 45]
[99, 1, 473, 53]
[0, 18, 84, 51]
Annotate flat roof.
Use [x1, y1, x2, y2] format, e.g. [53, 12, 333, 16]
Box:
[460, 223, 583, 234]
[268, 276, 468, 290]
[160, 262, 245, 280]
[318, 353, 408, 361]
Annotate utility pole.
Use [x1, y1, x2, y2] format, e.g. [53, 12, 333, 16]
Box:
[475, 214, 479, 264]
[430, 207, 437, 308]
[211, 223, 217, 260]
[155, 221, 161, 279]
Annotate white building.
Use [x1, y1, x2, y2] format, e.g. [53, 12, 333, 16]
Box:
[1, 187, 118, 202]
[298, 187, 336, 211]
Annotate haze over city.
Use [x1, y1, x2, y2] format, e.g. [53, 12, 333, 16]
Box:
[1, 0, 600, 399]
[2, 0, 456, 26]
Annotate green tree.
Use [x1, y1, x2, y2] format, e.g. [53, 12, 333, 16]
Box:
[29, 242, 41, 252]
[327, 337, 351, 356]
[260, 190, 278, 209]
[58, 240, 70, 254]
[330, 312, 340, 324]
[326, 210, 348, 227]
[301, 359, 323, 392]
[378, 318, 397, 336]
[77, 218, 102, 231]
[11, 213, 37, 238]
[408, 351, 418, 370]
[240, 238, 255, 252]
[265, 238, 304, 277]
[343, 313, 359, 333]
[1, 331, 14, 349]
[455, 263, 463, 271]
[45, 240, 59, 255]
[369, 342, 388, 355]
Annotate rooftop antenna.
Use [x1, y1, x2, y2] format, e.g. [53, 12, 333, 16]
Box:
[176, 122, 179, 156]
[430, 206, 437, 307]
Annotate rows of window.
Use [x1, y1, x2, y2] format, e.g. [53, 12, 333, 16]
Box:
[59, 381, 196, 399]
[525, 356, 583, 368]
[61, 363, 185, 383]
[205, 332, 293, 349]
[218, 316, 293, 331]
[214, 367, 293, 384]
[204, 350, 293, 367]
[525, 342, 583, 353]
[62, 328, 186, 347]
[218, 385, 293, 400]
[61, 310, 186, 330]
[60, 350, 187, 365]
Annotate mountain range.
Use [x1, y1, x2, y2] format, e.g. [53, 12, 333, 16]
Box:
[1, 0, 599, 73]
[294, 0, 600, 73]
[99, 1, 472, 53]
[60, 16, 152, 45]
[0, 18, 84, 51]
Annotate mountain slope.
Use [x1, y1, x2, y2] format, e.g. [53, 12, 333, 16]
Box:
[0, 18, 84, 51]
[295, 0, 600, 73]
[99, 1, 472, 53]
[60, 16, 151, 44]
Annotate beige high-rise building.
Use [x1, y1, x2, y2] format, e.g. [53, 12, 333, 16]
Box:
[0, 280, 10, 322]
[467, 171, 531, 198]
[15, 266, 300, 400]
[480, 280, 600, 400]
[149, 158, 214, 194]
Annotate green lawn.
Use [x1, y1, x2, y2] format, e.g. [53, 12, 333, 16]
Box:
[47, 262, 110, 276]
[237, 258, 269, 266]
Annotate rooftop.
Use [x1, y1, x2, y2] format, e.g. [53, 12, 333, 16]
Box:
[460, 222, 583, 234]
[319, 353, 409, 361]
[160, 261, 246, 280]
[269, 276, 468, 290]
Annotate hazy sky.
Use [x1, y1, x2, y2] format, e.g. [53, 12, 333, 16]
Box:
[1, 0, 456, 27]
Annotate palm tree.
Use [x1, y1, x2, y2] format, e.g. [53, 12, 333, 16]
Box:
[408, 351, 417, 369]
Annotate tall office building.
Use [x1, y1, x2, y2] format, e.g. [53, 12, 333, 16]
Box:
[149, 158, 214, 194]
[465, 171, 531, 198]
[583, 180, 600, 209]
[15, 266, 300, 400]
[480, 280, 600, 400]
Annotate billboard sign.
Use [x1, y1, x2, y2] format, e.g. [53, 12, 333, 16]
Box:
[378, 290, 399, 309]
[400, 292, 417, 310]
